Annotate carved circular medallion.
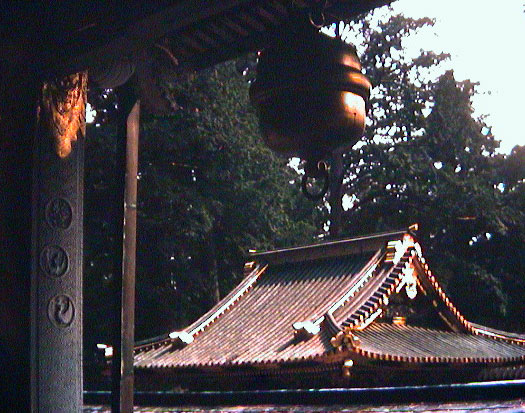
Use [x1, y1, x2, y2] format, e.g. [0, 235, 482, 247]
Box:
[45, 198, 73, 229]
[40, 245, 69, 278]
[47, 295, 75, 328]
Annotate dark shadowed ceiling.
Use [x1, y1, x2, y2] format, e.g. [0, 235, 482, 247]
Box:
[1, 1, 393, 76]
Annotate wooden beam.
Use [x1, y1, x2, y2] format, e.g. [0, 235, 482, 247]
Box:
[34, 72, 87, 411]
[110, 85, 139, 413]
[54, 0, 252, 76]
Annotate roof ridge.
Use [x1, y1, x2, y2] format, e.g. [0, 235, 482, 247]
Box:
[468, 324, 525, 346]
[249, 229, 410, 265]
[334, 239, 525, 347]
[468, 323, 525, 342]
[328, 233, 416, 331]
[339, 237, 471, 334]
[344, 251, 412, 331]
[318, 233, 418, 335]
[378, 243, 525, 346]
[293, 250, 384, 340]
[333, 233, 464, 333]
[186, 264, 268, 337]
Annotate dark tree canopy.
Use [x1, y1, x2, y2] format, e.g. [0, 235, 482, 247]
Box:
[332, 12, 524, 330]
[84, 61, 320, 361]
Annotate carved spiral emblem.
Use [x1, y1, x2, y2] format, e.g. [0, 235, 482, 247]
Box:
[45, 198, 72, 229]
[40, 245, 69, 278]
[47, 295, 75, 328]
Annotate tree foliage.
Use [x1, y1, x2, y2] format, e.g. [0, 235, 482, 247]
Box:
[84, 12, 525, 380]
[334, 12, 524, 329]
[84, 61, 320, 359]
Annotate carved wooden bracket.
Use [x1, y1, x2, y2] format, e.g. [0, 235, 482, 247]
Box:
[133, 43, 182, 115]
[42, 71, 87, 158]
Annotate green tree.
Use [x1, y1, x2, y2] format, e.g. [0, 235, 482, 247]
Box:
[473, 146, 525, 331]
[134, 61, 320, 335]
[326, 13, 449, 236]
[357, 14, 449, 145]
[335, 12, 523, 327]
[84, 60, 320, 357]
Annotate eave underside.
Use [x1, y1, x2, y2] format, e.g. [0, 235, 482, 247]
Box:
[1, 0, 393, 76]
[135, 356, 525, 391]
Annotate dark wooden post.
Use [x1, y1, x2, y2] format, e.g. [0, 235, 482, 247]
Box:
[110, 85, 140, 413]
[0, 75, 38, 413]
[121, 99, 140, 412]
[34, 72, 87, 411]
[0, 70, 87, 411]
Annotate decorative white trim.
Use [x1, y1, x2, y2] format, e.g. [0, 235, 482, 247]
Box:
[385, 234, 416, 265]
[168, 331, 194, 347]
[396, 261, 418, 299]
[355, 308, 383, 331]
[293, 320, 321, 338]
[327, 261, 379, 317]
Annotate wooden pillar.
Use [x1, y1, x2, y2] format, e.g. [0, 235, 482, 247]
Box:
[111, 85, 140, 413]
[121, 99, 140, 413]
[32, 72, 87, 411]
[0, 71, 87, 412]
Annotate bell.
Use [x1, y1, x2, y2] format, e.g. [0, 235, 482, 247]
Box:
[250, 25, 371, 199]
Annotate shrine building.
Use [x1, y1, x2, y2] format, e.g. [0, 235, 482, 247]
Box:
[134, 228, 525, 390]
[3, 1, 521, 409]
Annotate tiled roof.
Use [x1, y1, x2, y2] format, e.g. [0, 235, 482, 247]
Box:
[352, 323, 525, 364]
[135, 229, 525, 375]
[136, 251, 380, 368]
[469, 323, 525, 344]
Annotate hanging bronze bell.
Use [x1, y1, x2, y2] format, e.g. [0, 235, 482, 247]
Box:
[249, 26, 371, 199]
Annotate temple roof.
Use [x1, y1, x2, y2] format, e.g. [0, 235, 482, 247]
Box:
[136, 252, 377, 368]
[134, 228, 525, 374]
[1, 0, 393, 76]
[354, 323, 525, 364]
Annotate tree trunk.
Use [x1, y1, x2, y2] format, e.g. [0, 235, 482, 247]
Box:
[208, 228, 220, 304]
[328, 149, 345, 238]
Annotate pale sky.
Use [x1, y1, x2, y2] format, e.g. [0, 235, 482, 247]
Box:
[390, 0, 525, 154]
